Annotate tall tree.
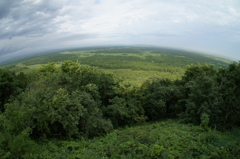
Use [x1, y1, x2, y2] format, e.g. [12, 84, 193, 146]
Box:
[217, 62, 240, 127]
[0, 69, 27, 112]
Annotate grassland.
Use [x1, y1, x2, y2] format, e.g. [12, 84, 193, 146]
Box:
[0, 46, 232, 85]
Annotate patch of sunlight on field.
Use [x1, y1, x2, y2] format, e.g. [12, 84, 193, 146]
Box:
[102, 69, 185, 86]
[60, 50, 164, 60]
[11, 63, 64, 74]
[94, 52, 162, 60]
[60, 51, 96, 58]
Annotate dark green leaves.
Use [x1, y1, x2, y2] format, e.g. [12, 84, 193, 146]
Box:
[0, 69, 27, 112]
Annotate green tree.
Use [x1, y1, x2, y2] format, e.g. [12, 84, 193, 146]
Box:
[141, 78, 180, 120]
[105, 83, 146, 128]
[178, 76, 222, 127]
[0, 69, 27, 112]
[182, 63, 216, 82]
[1, 61, 115, 139]
[217, 62, 240, 127]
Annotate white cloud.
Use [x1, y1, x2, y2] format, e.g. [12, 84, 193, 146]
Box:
[0, 0, 240, 62]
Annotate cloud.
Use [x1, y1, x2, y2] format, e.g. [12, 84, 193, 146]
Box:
[0, 0, 240, 62]
[0, 0, 67, 39]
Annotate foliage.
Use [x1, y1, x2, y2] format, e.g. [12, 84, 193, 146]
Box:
[177, 62, 240, 129]
[0, 56, 239, 158]
[141, 78, 180, 120]
[217, 62, 240, 127]
[179, 75, 222, 126]
[105, 83, 146, 128]
[0, 69, 27, 112]
[182, 63, 217, 82]
[39, 120, 240, 159]
[0, 61, 116, 140]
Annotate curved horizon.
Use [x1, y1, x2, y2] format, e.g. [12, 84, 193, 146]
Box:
[0, 0, 240, 63]
[0, 45, 234, 65]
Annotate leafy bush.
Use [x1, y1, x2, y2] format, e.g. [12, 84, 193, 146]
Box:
[52, 120, 240, 159]
[141, 78, 181, 120]
[0, 69, 27, 112]
[217, 62, 240, 127]
[178, 62, 240, 129]
[1, 61, 116, 139]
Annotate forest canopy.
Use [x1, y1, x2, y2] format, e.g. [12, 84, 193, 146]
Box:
[0, 59, 240, 158]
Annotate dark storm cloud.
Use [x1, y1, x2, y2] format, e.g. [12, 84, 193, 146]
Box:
[0, 46, 19, 56]
[0, 0, 62, 20]
[0, 0, 19, 19]
[0, 0, 63, 39]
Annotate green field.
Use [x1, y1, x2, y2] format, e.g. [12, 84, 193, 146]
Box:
[0, 46, 232, 85]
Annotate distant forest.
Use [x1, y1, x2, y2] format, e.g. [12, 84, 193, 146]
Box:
[0, 46, 232, 84]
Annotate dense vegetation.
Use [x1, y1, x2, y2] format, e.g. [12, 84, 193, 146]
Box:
[0, 57, 240, 158]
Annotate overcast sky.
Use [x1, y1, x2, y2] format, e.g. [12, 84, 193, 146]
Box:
[0, 0, 240, 63]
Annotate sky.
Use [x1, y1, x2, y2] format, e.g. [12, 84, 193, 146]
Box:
[0, 0, 240, 63]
